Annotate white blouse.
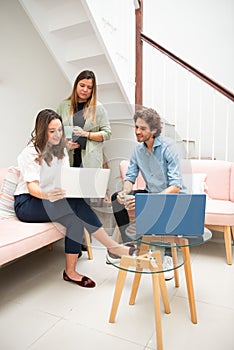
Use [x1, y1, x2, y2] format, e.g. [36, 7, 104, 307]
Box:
[15, 143, 69, 195]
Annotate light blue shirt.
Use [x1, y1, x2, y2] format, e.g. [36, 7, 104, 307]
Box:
[125, 136, 183, 193]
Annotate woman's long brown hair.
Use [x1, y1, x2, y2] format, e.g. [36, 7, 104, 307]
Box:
[29, 109, 66, 166]
[67, 70, 97, 124]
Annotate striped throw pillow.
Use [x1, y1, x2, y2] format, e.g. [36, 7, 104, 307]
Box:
[0, 167, 20, 218]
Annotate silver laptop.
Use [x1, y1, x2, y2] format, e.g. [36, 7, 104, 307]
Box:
[59, 167, 110, 198]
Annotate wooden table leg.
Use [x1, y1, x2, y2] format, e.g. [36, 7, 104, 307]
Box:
[181, 246, 197, 324]
[152, 273, 163, 350]
[109, 252, 169, 350]
[129, 241, 149, 305]
[171, 246, 180, 287]
[224, 226, 232, 265]
[231, 226, 234, 241]
[129, 271, 142, 305]
[154, 252, 170, 315]
[109, 268, 128, 323]
[84, 228, 93, 260]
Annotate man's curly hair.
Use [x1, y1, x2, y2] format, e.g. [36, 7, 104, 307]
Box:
[133, 107, 162, 137]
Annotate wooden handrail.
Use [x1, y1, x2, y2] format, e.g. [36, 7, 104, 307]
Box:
[135, 1, 143, 108]
[141, 32, 234, 103]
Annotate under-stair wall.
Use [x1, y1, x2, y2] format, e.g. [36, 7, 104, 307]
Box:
[19, 0, 135, 118]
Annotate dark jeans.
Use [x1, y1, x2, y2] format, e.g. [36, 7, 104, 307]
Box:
[14, 194, 102, 254]
[111, 189, 147, 243]
[111, 190, 172, 256]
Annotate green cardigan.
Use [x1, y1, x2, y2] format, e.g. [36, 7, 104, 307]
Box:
[56, 100, 111, 168]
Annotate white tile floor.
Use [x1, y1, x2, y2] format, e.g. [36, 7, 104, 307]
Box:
[0, 235, 234, 350]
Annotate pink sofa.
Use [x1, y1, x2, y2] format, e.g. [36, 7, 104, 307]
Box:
[183, 159, 234, 265]
[0, 167, 65, 267]
[119, 159, 234, 265]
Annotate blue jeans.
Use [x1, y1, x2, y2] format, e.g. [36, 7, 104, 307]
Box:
[14, 194, 102, 254]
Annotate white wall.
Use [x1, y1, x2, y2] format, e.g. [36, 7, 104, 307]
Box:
[0, 0, 71, 167]
[84, 0, 233, 104]
[141, 0, 234, 160]
[144, 0, 234, 92]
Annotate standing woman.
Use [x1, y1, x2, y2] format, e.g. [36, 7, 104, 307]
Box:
[57, 70, 111, 168]
[14, 109, 135, 288]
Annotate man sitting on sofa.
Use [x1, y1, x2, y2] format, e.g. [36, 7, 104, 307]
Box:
[111, 107, 183, 280]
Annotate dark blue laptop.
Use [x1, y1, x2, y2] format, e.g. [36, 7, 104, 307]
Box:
[135, 193, 206, 236]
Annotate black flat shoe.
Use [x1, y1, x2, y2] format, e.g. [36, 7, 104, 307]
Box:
[63, 270, 96, 288]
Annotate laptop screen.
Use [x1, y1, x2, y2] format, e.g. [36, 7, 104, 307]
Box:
[135, 193, 206, 236]
[59, 167, 110, 198]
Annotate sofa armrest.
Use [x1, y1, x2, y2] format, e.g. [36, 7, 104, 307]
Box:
[230, 163, 234, 202]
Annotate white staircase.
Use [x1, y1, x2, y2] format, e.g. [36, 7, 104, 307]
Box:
[19, 0, 134, 117]
[17, 0, 203, 162]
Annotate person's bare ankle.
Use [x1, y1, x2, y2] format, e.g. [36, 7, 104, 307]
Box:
[108, 245, 129, 257]
[65, 270, 82, 281]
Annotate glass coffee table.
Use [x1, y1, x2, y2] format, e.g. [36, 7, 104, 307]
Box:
[125, 222, 212, 324]
[107, 241, 184, 350]
[108, 224, 212, 350]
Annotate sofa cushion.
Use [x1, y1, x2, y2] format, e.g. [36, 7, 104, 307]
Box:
[230, 163, 234, 202]
[182, 173, 208, 194]
[189, 160, 231, 201]
[0, 217, 65, 266]
[0, 217, 65, 246]
[0, 167, 20, 218]
[205, 199, 234, 226]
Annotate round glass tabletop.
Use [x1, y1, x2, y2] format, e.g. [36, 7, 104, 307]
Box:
[125, 222, 212, 248]
[106, 241, 184, 274]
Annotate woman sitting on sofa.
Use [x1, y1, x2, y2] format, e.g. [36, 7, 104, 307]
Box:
[14, 109, 136, 288]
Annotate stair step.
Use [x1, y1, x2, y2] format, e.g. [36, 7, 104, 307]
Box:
[98, 82, 118, 90]
[47, 1, 88, 30]
[98, 85, 126, 105]
[66, 34, 103, 62]
[19, 0, 130, 106]
[49, 21, 93, 39]
[67, 53, 106, 65]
